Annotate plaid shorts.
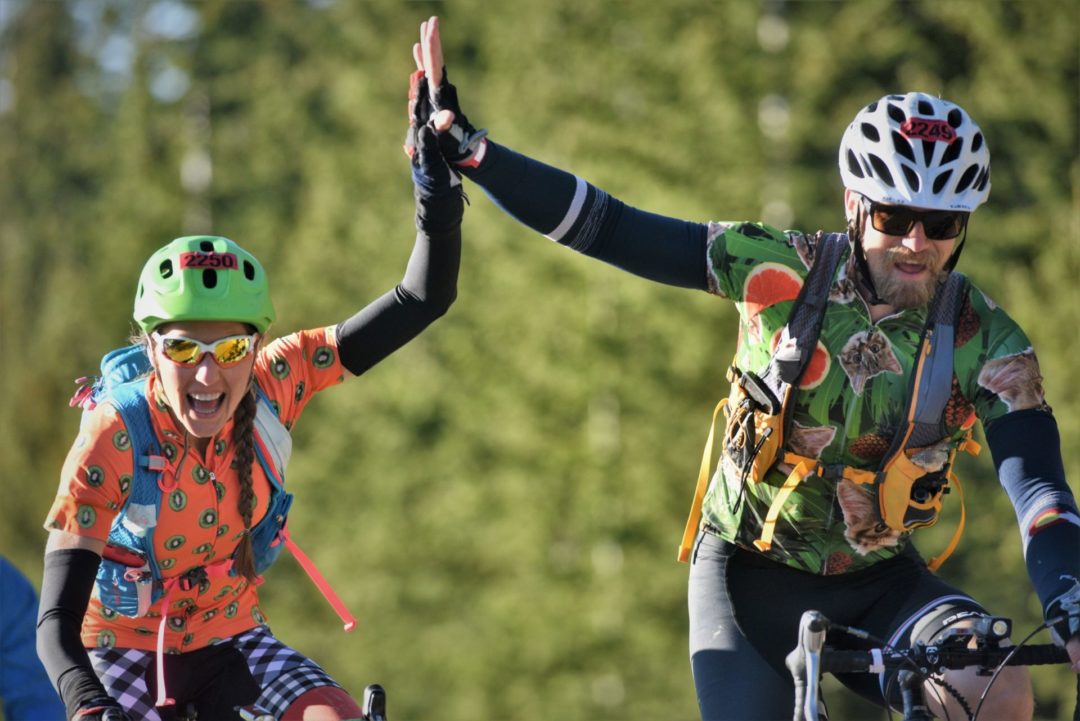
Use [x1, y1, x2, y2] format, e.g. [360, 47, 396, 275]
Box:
[88, 625, 340, 720]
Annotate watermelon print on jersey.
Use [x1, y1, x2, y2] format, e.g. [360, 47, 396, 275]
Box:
[700, 223, 1045, 575]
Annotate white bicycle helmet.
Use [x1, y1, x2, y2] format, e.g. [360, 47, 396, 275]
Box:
[839, 92, 990, 211]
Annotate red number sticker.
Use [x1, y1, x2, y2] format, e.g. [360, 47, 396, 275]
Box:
[900, 118, 956, 144]
[179, 252, 239, 270]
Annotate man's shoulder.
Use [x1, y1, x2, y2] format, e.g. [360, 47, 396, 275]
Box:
[954, 276, 1027, 347]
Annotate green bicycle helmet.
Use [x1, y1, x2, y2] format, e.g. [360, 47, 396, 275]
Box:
[134, 236, 276, 333]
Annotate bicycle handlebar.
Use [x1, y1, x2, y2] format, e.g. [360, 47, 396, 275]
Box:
[790, 610, 1073, 721]
[818, 643, 1069, 674]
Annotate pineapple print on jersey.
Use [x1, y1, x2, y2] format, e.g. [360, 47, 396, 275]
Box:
[697, 223, 1045, 575]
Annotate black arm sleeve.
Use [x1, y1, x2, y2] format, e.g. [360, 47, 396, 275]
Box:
[460, 141, 711, 290]
[985, 409, 1080, 614]
[37, 549, 111, 719]
[335, 197, 461, 377]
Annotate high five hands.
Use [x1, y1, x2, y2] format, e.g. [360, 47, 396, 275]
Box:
[404, 16, 476, 232]
[407, 16, 488, 169]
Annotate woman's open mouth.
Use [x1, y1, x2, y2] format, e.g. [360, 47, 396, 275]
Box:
[188, 392, 225, 417]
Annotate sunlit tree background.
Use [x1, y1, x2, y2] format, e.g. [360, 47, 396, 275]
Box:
[2, 1, 1076, 719]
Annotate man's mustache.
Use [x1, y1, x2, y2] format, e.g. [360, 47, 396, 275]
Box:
[884, 247, 938, 266]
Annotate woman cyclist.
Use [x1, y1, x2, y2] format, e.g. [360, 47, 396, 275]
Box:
[35, 91, 461, 721]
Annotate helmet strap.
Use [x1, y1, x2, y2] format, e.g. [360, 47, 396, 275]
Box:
[847, 206, 887, 306]
[943, 221, 969, 273]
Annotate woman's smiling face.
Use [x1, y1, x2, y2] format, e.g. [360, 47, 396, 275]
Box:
[150, 320, 259, 443]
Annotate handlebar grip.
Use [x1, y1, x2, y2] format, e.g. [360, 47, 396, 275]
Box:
[820, 650, 874, 674]
[1001, 644, 1070, 666]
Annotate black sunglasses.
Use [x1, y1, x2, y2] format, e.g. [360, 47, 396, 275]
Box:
[859, 196, 969, 241]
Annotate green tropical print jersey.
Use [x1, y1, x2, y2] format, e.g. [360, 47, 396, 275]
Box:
[700, 222, 1044, 575]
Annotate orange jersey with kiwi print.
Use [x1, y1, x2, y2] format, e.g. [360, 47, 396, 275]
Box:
[44, 327, 347, 653]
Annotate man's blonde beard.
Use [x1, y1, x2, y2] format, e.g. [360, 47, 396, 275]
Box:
[866, 247, 947, 310]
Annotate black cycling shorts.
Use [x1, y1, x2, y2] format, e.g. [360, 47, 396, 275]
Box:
[688, 531, 988, 721]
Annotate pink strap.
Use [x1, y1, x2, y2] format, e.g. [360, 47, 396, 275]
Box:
[279, 527, 357, 632]
[153, 582, 178, 708]
[153, 560, 236, 707]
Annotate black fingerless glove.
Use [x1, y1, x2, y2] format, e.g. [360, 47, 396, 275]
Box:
[428, 67, 488, 168]
[405, 70, 464, 234]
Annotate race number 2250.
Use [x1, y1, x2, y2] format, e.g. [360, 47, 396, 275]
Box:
[179, 252, 239, 269]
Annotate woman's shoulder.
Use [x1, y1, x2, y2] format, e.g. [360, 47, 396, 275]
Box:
[253, 326, 347, 428]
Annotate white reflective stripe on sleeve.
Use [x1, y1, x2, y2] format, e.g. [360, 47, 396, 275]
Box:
[870, 648, 885, 674]
[545, 176, 587, 242]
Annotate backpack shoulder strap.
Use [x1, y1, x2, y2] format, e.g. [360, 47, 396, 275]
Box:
[770, 232, 848, 385]
[107, 379, 164, 510]
[101, 378, 166, 578]
[251, 384, 291, 490]
[909, 272, 968, 440]
[884, 271, 969, 456]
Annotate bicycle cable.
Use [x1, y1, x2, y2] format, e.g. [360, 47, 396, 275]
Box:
[828, 622, 952, 721]
[971, 620, 1050, 721]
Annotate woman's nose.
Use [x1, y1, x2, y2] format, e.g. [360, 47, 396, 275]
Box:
[193, 354, 220, 383]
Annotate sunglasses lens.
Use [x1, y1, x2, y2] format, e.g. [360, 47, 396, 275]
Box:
[923, 212, 966, 240]
[871, 206, 914, 236]
[214, 336, 253, 366]
[161, 338, 203, 365]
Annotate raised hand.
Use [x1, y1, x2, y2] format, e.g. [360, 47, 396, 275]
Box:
[412, 16, 488, 168]
[404, 62, 463, 233]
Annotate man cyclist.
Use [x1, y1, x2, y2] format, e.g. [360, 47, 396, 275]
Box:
[411, 16, 1079, 720]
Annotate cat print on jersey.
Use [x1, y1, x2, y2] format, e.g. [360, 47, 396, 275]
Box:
[836, 479, 903, 555]
[977, 348, 1046, 412]
[838, 328, 903, 395]
[698, 222, 1046, 575]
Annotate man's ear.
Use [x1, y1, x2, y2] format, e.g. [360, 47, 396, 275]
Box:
[843, 188, 860, 224]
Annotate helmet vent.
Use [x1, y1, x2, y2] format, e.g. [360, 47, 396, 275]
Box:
[867, 101, 879, 113]
[933, 169, 953, 194]
[159, 260, 174, 279]
[891, 131, 915, 162]
[200, 239, 214, 252]
[921, 140, 936, 167]
[917, 99, 934, 115]
[940, 137, 963, 165]
[887, 104, 906, 124]
[202, 269, 218, 289]
[971, 132, 984, 152]
[975, 166, 990, 192]
[846, 150, 865, 178]
[243, 260, 256, 281]
[947, 109, 963, 128]
[955, 164, 979, 193]
[868, 154, 895, 187]
[901, 164, 921, 192]
[860, 122, 880, 142]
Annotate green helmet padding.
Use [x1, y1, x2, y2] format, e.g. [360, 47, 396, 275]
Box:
[134, 236, 276, 333]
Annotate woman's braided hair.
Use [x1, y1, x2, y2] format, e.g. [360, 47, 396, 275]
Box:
[230, 383, 260, 582]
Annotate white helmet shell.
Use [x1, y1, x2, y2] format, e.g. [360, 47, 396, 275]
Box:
[839, 93, 990, 212]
